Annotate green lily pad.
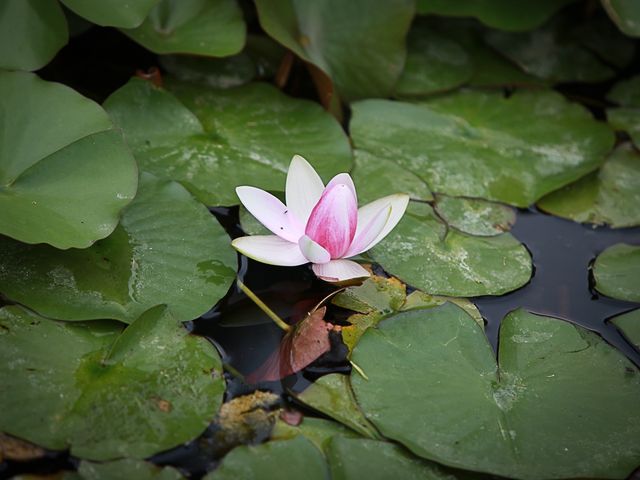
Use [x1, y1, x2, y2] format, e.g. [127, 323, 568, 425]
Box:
[484, 20, 615, 83]
[326, 437, 456, 480]
[416, 0, 576, 31]
[611, 309, 640, 349]
[296, 374, 380, 439]
[104, 78, 352, 206]
[434, 195, 516, 236]
[204, 436, 329, 480]
[0, 0, 67, 71]
[77, 459, 184, 480]
[608, 75, 640, 107]
[593, 243, 640, 302]
[271, 416, 359, 452]
[351, 304, 640, 479]
[121, 0, 245, 57]
[0, 305, 225, 460]
[351, 150, 433, 204]
[395, 21, 473, 97]
[332, 274, 407, 316]
[369, 202, 532, 297]
[0, 71, 137, 249]
[571, 14, 636, 70]
[538, 143, 640, 228]
[602, 0, 640, 37]
[0, 172, 236, 323]
[350, 90, 614, 207]
[254, 0, 414, 102]
[60, 0, 159, 28]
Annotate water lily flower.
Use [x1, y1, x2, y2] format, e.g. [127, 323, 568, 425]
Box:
[232, 155, 409, 283]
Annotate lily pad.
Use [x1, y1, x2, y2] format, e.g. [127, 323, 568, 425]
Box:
[351, 150, 433, 204]
[121, 0, 245, 57]
[602, 0, 640, 37]
[77, 459, 184, 480]
[593, 243, 640, 302]
[296, 374, 380, 439]
[0, 0, 67, 71]
[350, 90, 614, 207]
[326, 437, 456, 480]
[611, 309, 640, 349]
[484, 20, 615, 83]
[369, 202, 532, 297]
[0, 172, 236, 323]
[351, 304, 640, 479]
[204, 436, 329, 480]
[607, 76, 640, 148]
[395, 22, 473, 97]
[60, 0, 159, 28]
[538, 143, 640, 228]
[416, 0, 576, 31]
[254, 0, 414, 101]
[434, 195, 516, 236]
[0, 305, 225, 460]
[104, 78, 352, 206]
[271, 416, 359, 452]
[0, 71, 137, 249]
[608, 75, 640, 107]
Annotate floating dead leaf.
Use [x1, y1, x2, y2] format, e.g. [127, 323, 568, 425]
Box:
[209, 391, 280, 455]
[0, 433, 45, 462]
[247, 307, 335, 382]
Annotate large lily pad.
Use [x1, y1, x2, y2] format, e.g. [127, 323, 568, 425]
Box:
[369, 202, 532, 297]
[434, 195, 516, 236]
[0, 71, 137, 249]
[538, 143, 640, 228]
[484, 20, 615, 83]
[602, 0, 640, 37]
[204, 436, 329, 480]
[395, 21, 473, 97]
[351, 304, 640, 479]
[611, 309, 640, 349]
[60, 0, 159, 28]
[254, 0, 414, 102]
[104, 78, 352, 206]
[593, 243, 640, 302]
[350, 90, 614, 207]
[327, 437, 455, 480]
[0, 173, 236, 323]
[416, 0, 576, 31]
[0, 305, 225, 460]
[76, 459, 184, 480]
[0, 0, 67, 71]
[121, 0, 245, 57]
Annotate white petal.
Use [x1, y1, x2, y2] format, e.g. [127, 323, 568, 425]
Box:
[285, 154, 325, 226]
[232, 235, 308, 266]
[237, 186, 304, 243]
[353, 194, 410, 251]
[298, 235, 331, 264]
[325, 172, 357, 205]
[344, 203, 391, 257]
[312, 259, 370, 282]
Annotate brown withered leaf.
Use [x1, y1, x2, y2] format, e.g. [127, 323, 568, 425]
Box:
[247, 307, 335, 382]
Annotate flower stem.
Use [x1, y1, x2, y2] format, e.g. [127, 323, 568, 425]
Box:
[237, 279, 291, 332]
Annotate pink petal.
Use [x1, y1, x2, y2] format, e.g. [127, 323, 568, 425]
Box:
[285, 155, 325, 226]
[232, 235, 308, 266]
[236, 186, 304, 242]
[312, 259, 370, 282]
[305, 183, 357, 258]
[344, 203, 391, 257]
[325, 173, 357, 205]
[298, 235, 331, 264]
[351, 194, 410, 252]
